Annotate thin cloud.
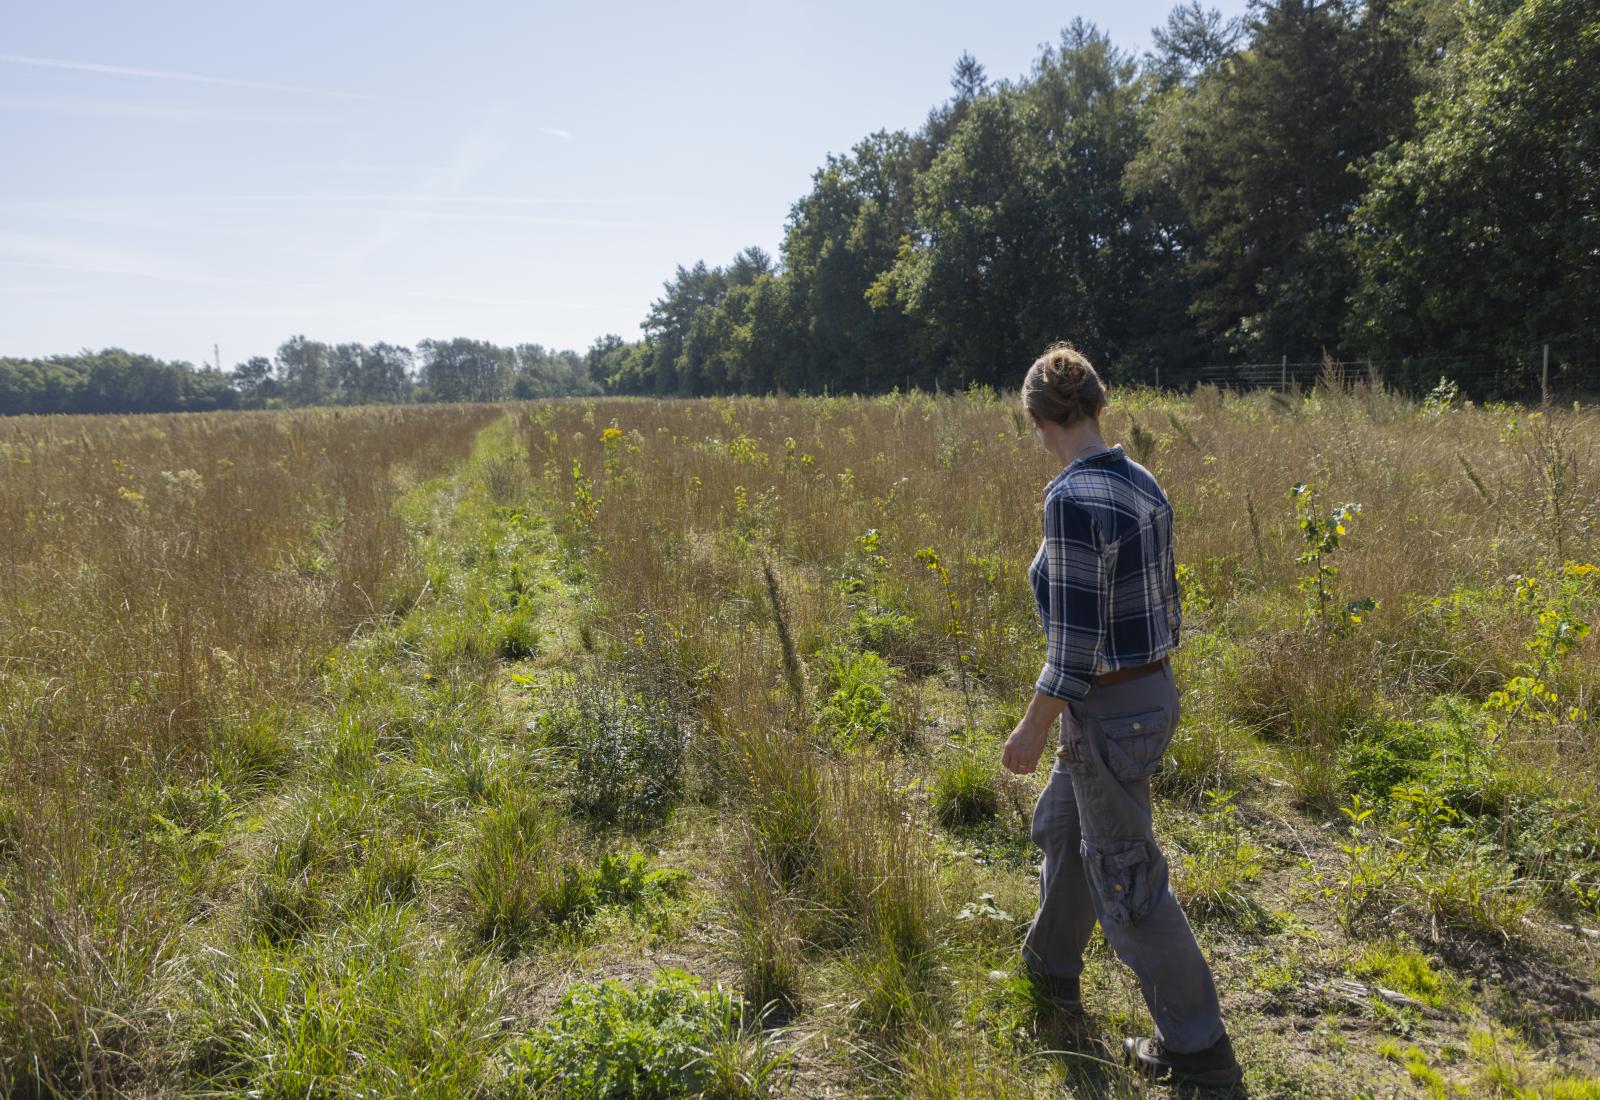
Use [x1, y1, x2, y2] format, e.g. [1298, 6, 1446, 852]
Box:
[539, 126, 572, 142]
[0, 256, 346, 293]
[0, 92, 347, 125]
[6, 194, 634, 208]
[0, 52, 391, 103]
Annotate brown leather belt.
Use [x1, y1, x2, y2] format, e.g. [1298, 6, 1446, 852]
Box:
[1091, 656, 1167, 687]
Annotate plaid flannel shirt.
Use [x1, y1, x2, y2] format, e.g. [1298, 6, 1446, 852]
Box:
[1027, 443, 1182, 701]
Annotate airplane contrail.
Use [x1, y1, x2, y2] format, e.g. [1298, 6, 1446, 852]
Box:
[0, 52, 391, 103]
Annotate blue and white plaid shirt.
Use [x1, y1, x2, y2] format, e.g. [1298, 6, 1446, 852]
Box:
[1027, 442, 1182, 701]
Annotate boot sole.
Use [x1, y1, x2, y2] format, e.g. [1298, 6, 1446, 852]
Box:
[1123, 1038, 1244, 1089]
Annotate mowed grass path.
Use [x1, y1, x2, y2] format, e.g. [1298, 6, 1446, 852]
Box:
[2, 387, 1598, 1098]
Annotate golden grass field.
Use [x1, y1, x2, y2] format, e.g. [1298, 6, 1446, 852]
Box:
[1, 381, 1597, 1098]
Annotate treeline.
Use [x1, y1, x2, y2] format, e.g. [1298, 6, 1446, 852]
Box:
[0, 338, 603, 417]
[597, 0, 1598, 396]
[0, 350, 239, 417]
[230, 337, 602, 408]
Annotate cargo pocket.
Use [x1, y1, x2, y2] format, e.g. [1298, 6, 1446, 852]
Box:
[1081, 837, 1160, 927]
[1095, 707, 1172, 783]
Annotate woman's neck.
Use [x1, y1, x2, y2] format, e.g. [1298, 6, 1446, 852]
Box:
[1042, 418, 1107, 469]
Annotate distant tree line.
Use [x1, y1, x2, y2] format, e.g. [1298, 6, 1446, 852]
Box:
[230, 337, 602, 408]
[0, 338, 603, 416]
[596, 0, 1597, 397]
[0, 350, 239, 417]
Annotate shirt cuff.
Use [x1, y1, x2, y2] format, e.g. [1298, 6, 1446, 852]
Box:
[1035, 662, 1091, 702]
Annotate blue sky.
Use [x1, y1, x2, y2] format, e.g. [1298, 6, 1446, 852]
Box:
[1, 0, 1249, 368]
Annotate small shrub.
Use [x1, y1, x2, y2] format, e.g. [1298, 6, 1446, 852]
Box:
[1308, 789, 1534, 936]
[499, 969, 787, 1100]
[535, 680, 690, 829]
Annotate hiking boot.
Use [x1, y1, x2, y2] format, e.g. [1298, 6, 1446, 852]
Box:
[1022, 964, 1083, 1015]
[1123, 1032, 1243, 1089]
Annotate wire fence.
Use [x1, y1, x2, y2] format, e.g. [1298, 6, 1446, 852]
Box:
[1152, 342, 1598, 405]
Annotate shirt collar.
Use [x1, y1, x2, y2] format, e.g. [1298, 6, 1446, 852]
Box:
[1045, 442, 1122, 491]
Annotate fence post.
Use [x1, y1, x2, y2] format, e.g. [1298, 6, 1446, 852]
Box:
[1541, 343, 1549, 407]
[1155, 362, 1161, 391]
[1281, 354, 1288, 392]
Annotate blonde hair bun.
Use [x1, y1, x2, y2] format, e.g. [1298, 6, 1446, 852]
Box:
[1022, 341, 1106, 426]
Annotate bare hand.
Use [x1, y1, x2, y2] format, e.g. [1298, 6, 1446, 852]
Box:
[1002, 717, 1050, 775]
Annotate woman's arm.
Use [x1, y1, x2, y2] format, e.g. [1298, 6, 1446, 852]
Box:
[1003, 492, 1107, 774]
[1002, 689, 1070, 774]
[1034, 492, 1108, 701]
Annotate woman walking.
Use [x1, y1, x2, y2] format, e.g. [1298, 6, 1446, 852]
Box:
[1001, 342, 1243, 1090]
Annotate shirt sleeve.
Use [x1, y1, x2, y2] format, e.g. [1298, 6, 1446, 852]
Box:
[1034, 492, 1107, 701]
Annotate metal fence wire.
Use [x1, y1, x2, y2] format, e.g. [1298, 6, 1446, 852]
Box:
[1170, 341, 1598, 405]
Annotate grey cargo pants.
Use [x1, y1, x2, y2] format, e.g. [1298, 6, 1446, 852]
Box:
[1019, 662, 1226, 1054]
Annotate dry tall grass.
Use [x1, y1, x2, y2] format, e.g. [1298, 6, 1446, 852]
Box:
[0, 403, 496, 1096]
[519, 382, 1599, 1087]
[521, 384, 1598, 789]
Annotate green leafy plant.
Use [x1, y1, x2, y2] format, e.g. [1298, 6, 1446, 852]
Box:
[1483, 567, 1594, 731]
[811, 644, 901, 748]
[1421, 375, 1459, 418]
[1306, 793, 1395, 932]
[570, 457, 598, 531]
[499, 969, 788, 1099]
[1289, 481, 1377, 634]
